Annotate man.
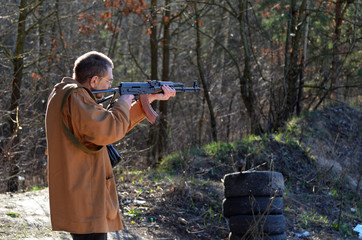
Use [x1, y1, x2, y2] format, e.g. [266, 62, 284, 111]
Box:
[45, 51, 175, 240]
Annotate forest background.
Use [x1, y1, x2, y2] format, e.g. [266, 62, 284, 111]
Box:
[0, 0, 360, 194]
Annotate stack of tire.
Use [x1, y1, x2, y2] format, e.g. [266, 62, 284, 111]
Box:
[223, 171, 286, 240]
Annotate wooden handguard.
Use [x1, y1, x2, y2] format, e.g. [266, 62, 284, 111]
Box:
[139, 94, 158, 125]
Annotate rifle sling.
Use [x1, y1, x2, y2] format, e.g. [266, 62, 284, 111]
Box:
[61, 85, 104, 154]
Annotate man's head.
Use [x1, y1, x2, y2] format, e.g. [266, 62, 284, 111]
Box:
[73, 51, 113, 84]
[73, 51, 114, 98]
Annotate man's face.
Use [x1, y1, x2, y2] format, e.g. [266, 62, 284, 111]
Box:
[91, 67, 113, 99]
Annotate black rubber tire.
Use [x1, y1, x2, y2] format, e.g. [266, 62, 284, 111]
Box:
[229, 215, 286, 235]
[228, 232, 286, 240]
[223, 196, 283, 217]
[224, 171, 285, 198]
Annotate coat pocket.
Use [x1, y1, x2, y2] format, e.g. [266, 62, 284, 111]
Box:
[105, 176, 118, 220]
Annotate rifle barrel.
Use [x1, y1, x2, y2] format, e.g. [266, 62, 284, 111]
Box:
[174, 87, 200, 92]
[92, 88, 118, 94]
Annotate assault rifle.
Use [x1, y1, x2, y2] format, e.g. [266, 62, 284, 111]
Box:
[92, 80, 200, 168]
[92, 80, 200, 125]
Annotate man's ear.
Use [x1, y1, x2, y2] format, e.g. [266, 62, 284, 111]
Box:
[89, 76, 98, 89]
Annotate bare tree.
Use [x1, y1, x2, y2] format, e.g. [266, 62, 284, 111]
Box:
[1, 0, 54, 192]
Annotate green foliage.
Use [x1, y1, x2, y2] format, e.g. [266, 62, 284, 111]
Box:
[332, 223, 353, 236]
[338, 224, 352, 236]
[31, 186, 43, 191]
[6, 212, 20, 218]
[201, 205, 218, 225]
[300, 210, 329, 229]
[158, 152, 184, 175]
[255, 0, 289, 44]
[241, 134, 262, 144]
[126, 207, 143, 219]
[202, 141, 236, 162]
[189, 146, 206, 157]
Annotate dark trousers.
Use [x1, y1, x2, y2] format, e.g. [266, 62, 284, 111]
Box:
[70, 233, 107, 240]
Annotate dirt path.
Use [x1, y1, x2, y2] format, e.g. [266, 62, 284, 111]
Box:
[0, 189, 148, 240]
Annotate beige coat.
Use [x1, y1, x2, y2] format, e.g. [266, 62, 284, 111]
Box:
[45, 78, 146, 233]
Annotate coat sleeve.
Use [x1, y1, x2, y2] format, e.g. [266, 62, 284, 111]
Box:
[64, 88, 130, 147]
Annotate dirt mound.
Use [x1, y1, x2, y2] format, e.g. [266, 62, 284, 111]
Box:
[302, 103, 361, 192]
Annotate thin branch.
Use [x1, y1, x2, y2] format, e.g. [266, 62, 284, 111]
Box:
[0, 44, 14, 63]
[303, 84, 362, 90]
[127, 37, 150, 80]
[23, 0, 43, 19]
[25, 10, 56, 35]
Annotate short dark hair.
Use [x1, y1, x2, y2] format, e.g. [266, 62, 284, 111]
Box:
[73, 51, 114, 84]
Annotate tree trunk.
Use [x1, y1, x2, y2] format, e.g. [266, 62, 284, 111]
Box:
[277, 0, 306, 126]
[7, 0, 28, 192]
[158, 0, 171, 163]
[313, 0, 353, 110]
[238, 0, 261, 134]
[284, 0, 299, 121]
[198, 98, 206, 145]
[147, 0, 159, 167]
[226, 92, 236, 142]
[195, 3, 218, 142]
[329, 0, 352, 100]
[297, 0, 310, 115]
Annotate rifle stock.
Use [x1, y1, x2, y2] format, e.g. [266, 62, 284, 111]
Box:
[139, 94, 158, 124]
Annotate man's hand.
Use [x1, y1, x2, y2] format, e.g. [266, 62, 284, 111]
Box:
[118, 94, 134, 109]
[148, 85, 176, 103]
